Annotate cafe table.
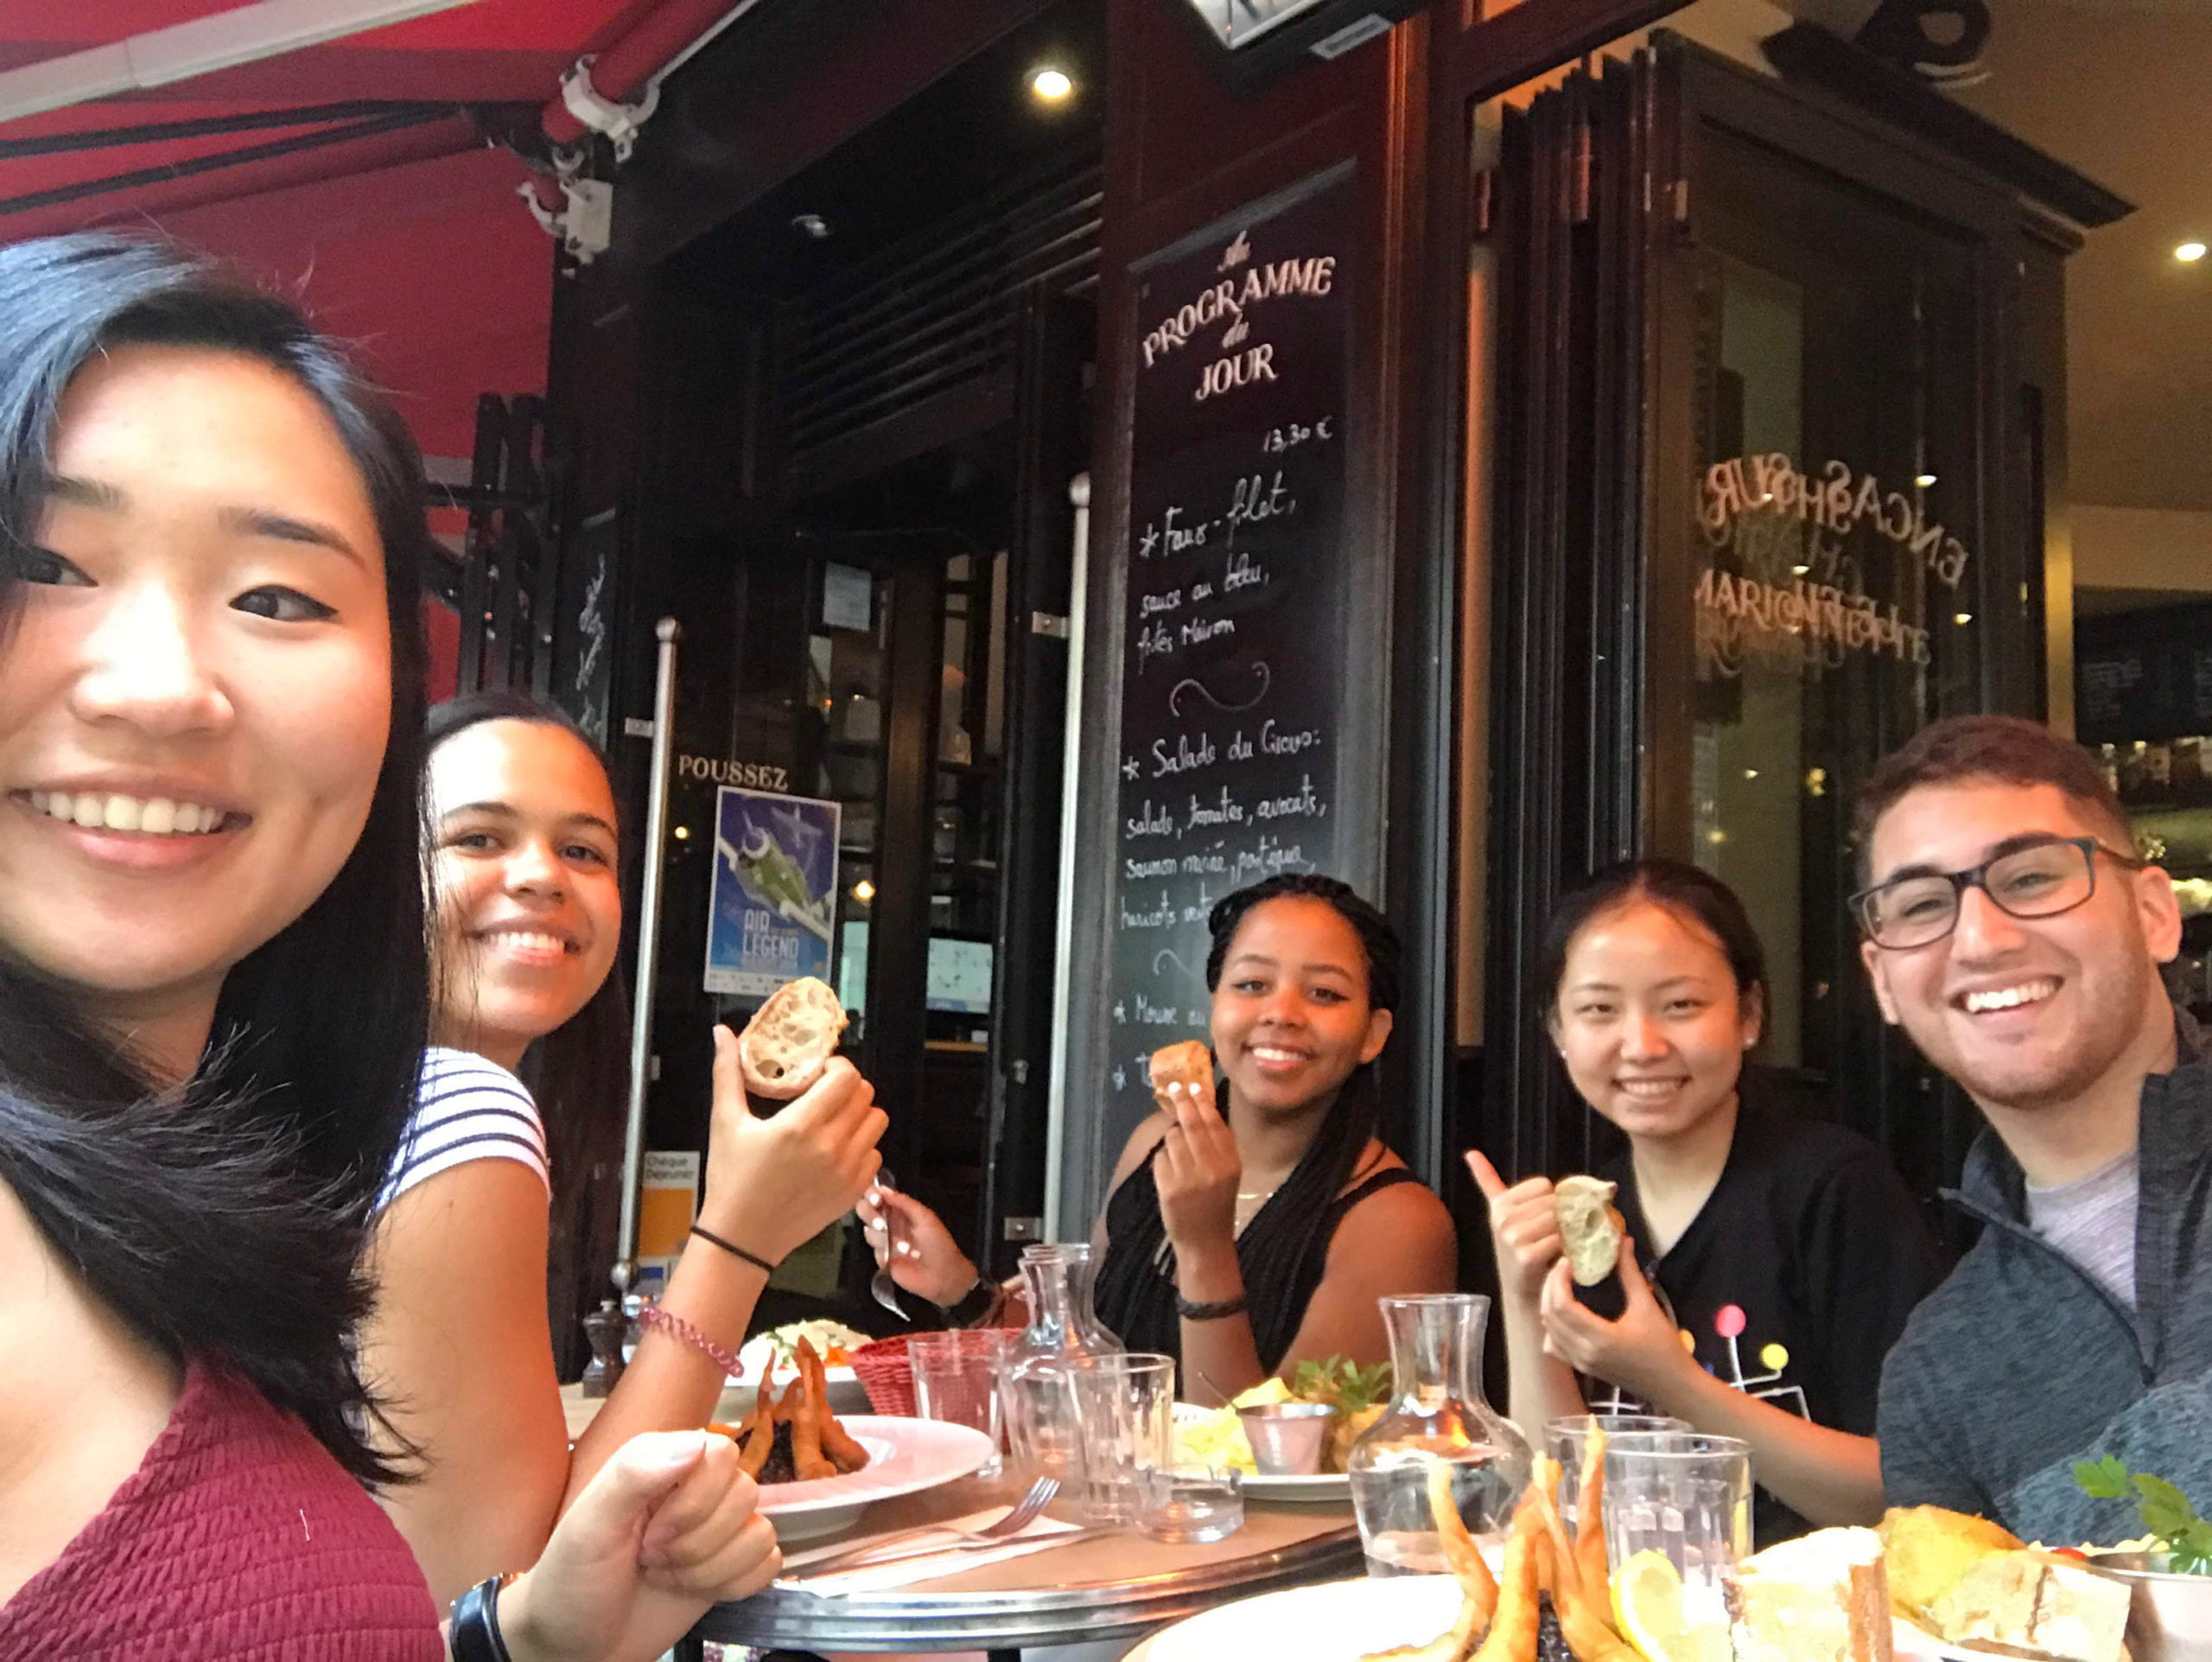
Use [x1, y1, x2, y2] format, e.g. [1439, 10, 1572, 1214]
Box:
[677, 1469, 1363, 1662]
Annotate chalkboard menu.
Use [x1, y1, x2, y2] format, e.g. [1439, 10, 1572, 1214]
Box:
[1106, 166, 1355, 1138]
[2077, 599, 2212, 745]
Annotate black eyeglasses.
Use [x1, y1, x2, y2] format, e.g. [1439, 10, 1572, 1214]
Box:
[1851, 835, 2146, 951]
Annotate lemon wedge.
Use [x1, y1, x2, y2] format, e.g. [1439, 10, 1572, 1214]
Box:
[1612, 1551, 1731, 1662]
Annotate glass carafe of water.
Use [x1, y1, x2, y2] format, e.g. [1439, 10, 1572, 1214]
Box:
[999, 1243, 1123, 1483]
[1348, 1293, 1529, 1576]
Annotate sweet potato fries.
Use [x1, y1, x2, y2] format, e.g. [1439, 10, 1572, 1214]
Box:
[711, 1337, 870, 1484]
[1364, 1429, 1634, 1662]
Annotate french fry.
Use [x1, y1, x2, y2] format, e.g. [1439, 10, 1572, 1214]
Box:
[785, 1348, 838, 1481]
[1531, 1461, 1640, 1662]
[1574, 1427, 1609, 1596]
[1427, 1458, 1501, 1626]
[1470, 1493, 1543, 1662]
[734, 1394, 775, 1480]
[798, 1338, 871, 1474]
[1530, 1456, 1583, 1597]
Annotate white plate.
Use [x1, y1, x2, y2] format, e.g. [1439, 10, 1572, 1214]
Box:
[1892, 1615, 1989, 1662]
[1141, 1574, 1464, 1662]
[750, 1417, 997, 1544]
[1172, 1402, 1353, 1504]
[1145, 1580, 1945, 1662]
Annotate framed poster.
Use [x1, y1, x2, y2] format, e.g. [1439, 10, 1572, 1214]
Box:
[704, 786, 841, 997]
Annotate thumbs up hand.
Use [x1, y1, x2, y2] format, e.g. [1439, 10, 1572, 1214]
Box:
[1465, 1149, 1564, 1309]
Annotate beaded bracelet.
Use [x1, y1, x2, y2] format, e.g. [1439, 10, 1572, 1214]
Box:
[636, 1303, 742, 1379]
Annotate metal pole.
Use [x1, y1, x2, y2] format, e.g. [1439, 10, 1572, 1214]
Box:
[1042, 473, 1089, 1241]
[613, 615, 681, 1291]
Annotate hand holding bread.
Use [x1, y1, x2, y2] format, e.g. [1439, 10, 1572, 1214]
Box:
[1150, 1041, 1242, 1255]
[702, 1004, 886, 1265]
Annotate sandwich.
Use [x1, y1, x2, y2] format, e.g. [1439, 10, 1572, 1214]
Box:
[735, 975, 849, 1099]
[1555, 1175, 1627, 1286]
[1879, 1506, 2132, 1662]
[1148, 1040, 1215, 1103]
[1732, 1526, 1894, 1662]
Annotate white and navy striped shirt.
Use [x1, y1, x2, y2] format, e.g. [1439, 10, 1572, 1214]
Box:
[378, 1047, 550, 1213]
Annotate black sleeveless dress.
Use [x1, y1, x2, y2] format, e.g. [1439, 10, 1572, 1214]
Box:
[1091, 1143, 1427, 1372]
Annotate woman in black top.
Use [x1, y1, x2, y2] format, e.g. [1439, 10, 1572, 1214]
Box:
[861, 876, 1456, 1402]
[1470, 859, 1945, 1540]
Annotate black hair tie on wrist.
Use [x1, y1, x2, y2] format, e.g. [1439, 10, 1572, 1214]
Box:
[938, 1277, 997, 1328]
[691, 1224, 778, 1277]
[1176, 1293, 1249, 1321]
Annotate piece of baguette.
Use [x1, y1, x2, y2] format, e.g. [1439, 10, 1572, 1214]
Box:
[1147, 1040, 1214, 1099]
[736, 976, 849, 1099]
[1554, 1175, 1626, 1286]
[1929, 1551, 2133, 1662]
[1732, 1526, 1895, 1662]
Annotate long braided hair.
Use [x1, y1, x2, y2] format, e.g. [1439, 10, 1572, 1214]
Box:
[1092, 875, 1403, 1370]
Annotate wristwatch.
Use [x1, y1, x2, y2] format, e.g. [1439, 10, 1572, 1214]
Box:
[938, 1276, 997, 1328]
[449, 1571, 518, 1662]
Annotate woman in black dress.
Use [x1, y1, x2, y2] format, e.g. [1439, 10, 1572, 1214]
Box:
[861, 875, 1456, 1403]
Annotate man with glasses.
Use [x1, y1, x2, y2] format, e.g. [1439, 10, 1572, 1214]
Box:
[1855, 715, 2212, 1539]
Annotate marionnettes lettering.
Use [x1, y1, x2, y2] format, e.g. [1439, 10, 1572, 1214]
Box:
[1694, 568, 1932, 678]
[1701, 454, 1971, 589]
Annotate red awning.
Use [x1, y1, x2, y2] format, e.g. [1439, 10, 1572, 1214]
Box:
[0, 1, 673, 459]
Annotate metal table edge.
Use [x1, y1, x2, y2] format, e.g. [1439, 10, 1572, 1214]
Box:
[693, 1522, 1364, 1650]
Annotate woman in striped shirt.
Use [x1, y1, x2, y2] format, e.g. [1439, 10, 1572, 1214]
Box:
[361, 690, 889, 1603]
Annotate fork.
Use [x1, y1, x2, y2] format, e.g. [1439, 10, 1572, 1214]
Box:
[793, 1475, 1060, 1578]
[869, 1168, 910, 1320]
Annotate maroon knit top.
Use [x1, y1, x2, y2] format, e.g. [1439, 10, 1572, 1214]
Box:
[0, 1355, 442, 1659]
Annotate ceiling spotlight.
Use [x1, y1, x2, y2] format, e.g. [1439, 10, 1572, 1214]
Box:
[1955, 611, 1974, 626]
[1031, 66, 1074, 102]
[853, 879, 876, 904]
[792, 213, 830, 240]
[2177, 240, 2208, 263]
[672, 825, 690, 840]
[1915, 473, 1937, 488]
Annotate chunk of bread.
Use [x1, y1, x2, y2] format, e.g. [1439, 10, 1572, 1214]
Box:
[1732, 1526, 1894, 1662]
[736, 977, 849, 1099]
[1929, 1551, 2133, 1662]
[1879, 1506, 2026, 1624]
[1147, 1041, 1214, 1100]
[1554, 1174, 1626, 1285]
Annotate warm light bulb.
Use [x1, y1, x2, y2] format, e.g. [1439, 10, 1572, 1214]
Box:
[672, 825, 690, 840]
[2177, 240, 2208, 263]
[1915, 473, 1937, 488]
[1031, 67, 1073, 102]
[853, 879, 876, 903]
[1954, 611, 1974, 626]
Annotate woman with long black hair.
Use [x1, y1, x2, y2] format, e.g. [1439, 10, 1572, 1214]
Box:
[0, 232, 775, 1658]
[860, 874, 1457, 1403]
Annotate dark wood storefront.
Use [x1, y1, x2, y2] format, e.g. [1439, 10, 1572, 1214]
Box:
[510, 0, 2116, 1353]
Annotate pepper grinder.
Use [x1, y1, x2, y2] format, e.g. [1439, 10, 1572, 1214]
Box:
[581, 1298, 627, 1398]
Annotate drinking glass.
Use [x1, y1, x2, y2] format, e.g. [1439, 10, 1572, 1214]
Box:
[909, 1330, 1007, 1476]
[1544, 1414, 1691, 1528]
[1598, 1432, 1751, 1622]
[1140, 1463, 1245, 1544]
[1067, 1353, 1175, 1526]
